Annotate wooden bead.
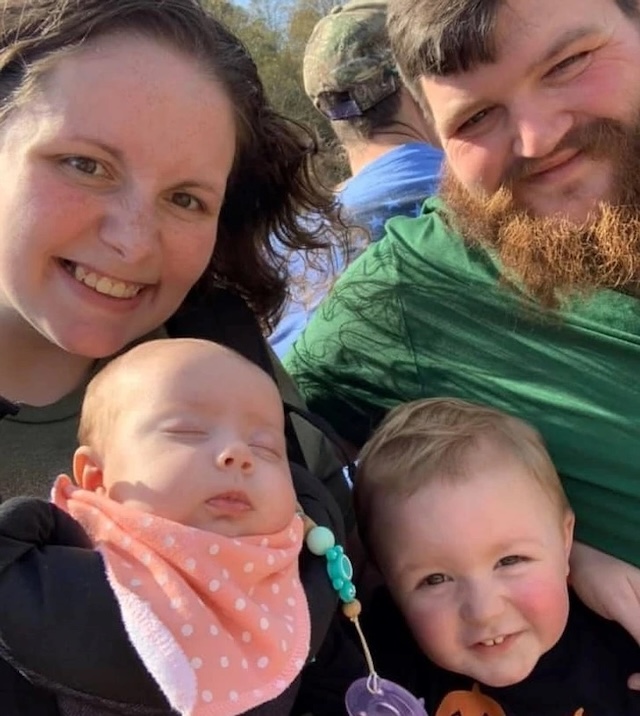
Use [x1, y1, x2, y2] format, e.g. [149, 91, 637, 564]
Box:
[342, 599, 362, 620]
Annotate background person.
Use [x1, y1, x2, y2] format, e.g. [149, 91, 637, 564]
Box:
[269, 0, 442, 357]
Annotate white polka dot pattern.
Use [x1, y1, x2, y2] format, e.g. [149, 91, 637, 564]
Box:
[52, 476, 311, 716]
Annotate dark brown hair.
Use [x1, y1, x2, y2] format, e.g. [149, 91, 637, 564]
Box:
[0, 0, 342, 326]
[387, 0, 639, 92]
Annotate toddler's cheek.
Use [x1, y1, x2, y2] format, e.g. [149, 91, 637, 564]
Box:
[515, 578, 570, 644]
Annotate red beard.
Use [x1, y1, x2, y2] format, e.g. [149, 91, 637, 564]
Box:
[440, 118, 640, 307]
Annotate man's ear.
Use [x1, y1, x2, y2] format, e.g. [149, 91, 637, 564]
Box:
[73, 445, 105, 493]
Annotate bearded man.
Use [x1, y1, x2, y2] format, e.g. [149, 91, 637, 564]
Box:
[284, 0, 640, 687]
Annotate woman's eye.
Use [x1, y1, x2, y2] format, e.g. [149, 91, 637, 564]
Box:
[497, 554, 527, 567]
[171, 191, 205, 212]
[64, 156, 106, 176]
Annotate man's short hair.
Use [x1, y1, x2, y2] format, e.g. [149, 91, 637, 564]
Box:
[354, 397, 571, 559]
[387, 0, 639, 99]
[303, 0, 400, 121]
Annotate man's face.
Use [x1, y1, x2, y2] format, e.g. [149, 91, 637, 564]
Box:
[420, 0, 640, 222]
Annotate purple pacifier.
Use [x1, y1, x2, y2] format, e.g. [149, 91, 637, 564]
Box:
[345, 675, 428, 716]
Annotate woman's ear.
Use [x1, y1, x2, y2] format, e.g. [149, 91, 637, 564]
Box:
[73, 445, 105, 494]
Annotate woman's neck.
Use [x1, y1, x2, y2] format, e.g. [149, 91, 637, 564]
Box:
[0, 316, 95, 406]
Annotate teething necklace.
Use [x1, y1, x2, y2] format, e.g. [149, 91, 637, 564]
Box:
[298, 509, 428, 716]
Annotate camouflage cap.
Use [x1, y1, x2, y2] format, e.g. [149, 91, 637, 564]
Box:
[303, 0, 399, 120]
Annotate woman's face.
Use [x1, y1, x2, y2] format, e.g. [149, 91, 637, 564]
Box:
[0, 32, 236, 358]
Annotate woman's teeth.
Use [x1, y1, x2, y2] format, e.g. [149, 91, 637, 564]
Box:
[70, 263, 144, 299]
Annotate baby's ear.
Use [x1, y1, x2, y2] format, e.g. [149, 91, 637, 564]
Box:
[73, 446, 105, 493]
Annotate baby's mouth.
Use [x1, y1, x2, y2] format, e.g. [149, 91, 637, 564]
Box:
[206, 491, 252, 513]
[60, 259, 147, 299]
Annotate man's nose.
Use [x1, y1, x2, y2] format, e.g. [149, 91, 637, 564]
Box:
[99, 195, 159, 264]
[216, 441, 254, 473]
[510, 100, 573, 160]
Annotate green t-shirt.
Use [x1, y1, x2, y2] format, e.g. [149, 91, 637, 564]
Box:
[284, 198, 640, 567]
[0, 364, 103, 499]
[0, 330, 164, 500]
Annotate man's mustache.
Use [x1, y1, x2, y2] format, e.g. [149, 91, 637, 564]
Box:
[502, 119, 629, 185]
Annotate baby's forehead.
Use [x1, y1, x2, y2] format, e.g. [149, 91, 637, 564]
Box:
[129, 353, 280, 407]
[118, 342, 258, 384]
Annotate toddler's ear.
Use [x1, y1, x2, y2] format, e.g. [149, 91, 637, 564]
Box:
[73, 445, 105, 494]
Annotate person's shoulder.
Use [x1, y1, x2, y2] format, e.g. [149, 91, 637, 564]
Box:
[380, 196, 459, 250]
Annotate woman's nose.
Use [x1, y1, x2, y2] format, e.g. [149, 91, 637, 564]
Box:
[99, 196, 159, 264]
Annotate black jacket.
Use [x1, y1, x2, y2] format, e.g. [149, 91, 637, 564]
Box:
[0, 475, 362, 715]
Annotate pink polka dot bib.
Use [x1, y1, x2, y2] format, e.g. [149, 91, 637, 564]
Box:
[52, 476, 310, 716]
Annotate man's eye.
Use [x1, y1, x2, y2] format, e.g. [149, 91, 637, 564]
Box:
[171, 192, 205, 212]
[548, 51, 591, 77]
[458, 108, 492, 134]
[63, 156, 106, 176]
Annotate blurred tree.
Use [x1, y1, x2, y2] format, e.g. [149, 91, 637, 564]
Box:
[204, 0, 347, 184]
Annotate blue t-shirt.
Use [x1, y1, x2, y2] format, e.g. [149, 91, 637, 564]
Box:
[269, 142, 442, 358]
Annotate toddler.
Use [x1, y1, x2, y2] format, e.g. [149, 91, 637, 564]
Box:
[355, 397, 640, 716]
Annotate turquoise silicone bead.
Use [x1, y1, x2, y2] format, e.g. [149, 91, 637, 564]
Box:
[306, 525, 336, 556]
[338, 582, 357, 602]
[326, 546, 354, 583]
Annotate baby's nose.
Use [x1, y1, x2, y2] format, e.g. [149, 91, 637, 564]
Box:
[216, 441, 254, 473]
